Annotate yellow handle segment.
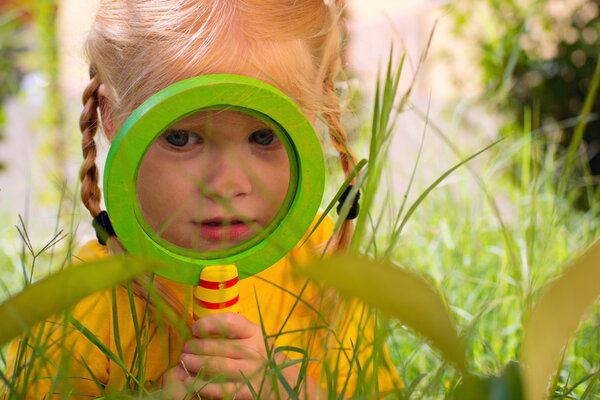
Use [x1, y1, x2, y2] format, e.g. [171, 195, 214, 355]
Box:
[193, 265, 239, 319]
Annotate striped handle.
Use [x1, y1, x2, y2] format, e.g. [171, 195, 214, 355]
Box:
[193, 265, 239, 320]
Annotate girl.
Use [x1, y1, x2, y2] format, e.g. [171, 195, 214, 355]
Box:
[6, 0, 402, 398]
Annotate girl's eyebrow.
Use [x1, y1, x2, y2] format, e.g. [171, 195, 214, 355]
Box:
[171, 112, 271, 131]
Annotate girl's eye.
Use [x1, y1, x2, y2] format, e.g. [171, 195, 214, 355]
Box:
[162, 129, 202, 148]
[249, 129, 279, 146]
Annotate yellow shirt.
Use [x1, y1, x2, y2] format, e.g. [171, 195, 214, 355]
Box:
[4, 216, 402, 398]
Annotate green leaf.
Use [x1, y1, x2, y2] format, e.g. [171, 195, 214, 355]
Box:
[277, 372, 299, 400]
[454, 362, 523, 400]
[302, 253, 467, 372]
[240, 371, 258, 399]
[78, 353, 109, 397]
[0, 256, 164, 346]
[521, 237, 600, 400]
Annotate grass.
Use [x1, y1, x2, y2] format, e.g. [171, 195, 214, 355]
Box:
[316, 45, 600, 398]
[384, 150, 600, 397]
[1, 41, 600, 399]
[368, 62, 600, 397]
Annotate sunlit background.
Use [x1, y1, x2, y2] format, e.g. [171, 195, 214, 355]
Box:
[0, 0, 463, 246]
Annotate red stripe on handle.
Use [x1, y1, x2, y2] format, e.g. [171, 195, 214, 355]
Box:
[198, 276, 239, 289]
[195, 295, 239, 310]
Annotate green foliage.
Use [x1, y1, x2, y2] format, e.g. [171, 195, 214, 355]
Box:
[302, 236, 600, 399]
[303, 253, 467, 372]
[0, 256, 164, 347]
[326, 39, 599, 398]
[446, 0, 600, 207]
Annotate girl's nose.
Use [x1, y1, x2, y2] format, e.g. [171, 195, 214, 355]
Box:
[202, 149, 252, 200]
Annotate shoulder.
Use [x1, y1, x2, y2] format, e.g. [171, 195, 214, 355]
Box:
[283, 211, 335, 264]
[65, 240, 114, 320]
[245, 211, 334, 284]
[72, 239, 109, 263]
[299, 211, 335, 249]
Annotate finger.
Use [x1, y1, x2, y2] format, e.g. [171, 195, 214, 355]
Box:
[160, 366, 192, 400]
[183, 338, 260, 359]
[185, 377, 256, 400]
[179, 353, 258, 380]
[161, 365, 188, 384]
[192, 312, 260, 339]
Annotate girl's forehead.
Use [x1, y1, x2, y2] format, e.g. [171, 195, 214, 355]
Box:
[171, 109, 270, 130]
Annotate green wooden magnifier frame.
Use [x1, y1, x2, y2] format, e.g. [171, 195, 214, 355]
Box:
[104, 75, 324, 284]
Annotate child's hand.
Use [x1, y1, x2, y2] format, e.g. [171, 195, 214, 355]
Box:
[160, 312, 323, 399]
[161, 313, 293, 399]
[182, 312, 270, 398]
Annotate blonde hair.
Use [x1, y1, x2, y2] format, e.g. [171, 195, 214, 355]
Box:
[80, 0, 358, 251]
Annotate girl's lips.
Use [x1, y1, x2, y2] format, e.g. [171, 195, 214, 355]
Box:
[196, 219, 252, 242]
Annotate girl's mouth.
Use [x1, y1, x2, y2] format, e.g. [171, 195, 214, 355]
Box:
[197, 218, 251, 242]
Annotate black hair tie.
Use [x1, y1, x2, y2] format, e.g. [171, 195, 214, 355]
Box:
[336, 185, 360, 220]
[92, 210, 116, 245]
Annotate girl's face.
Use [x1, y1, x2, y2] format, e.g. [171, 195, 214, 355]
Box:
[136, 109, 290, 251]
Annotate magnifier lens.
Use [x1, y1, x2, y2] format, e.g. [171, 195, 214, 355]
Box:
[136, 108, 291, 252]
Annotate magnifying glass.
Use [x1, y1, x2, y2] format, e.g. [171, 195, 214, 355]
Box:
[104, 75, 325, 316]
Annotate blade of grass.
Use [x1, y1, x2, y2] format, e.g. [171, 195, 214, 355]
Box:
[400, 372, 428, 400]
[558, 370, 600, 400]
[110, 287, 125, 363]
[79, 355, 109, 397]
[559, 60, 600, 196]
[384, 93, 431, 259]
[239, 371, 258, 399]
[580, 371, 600, 399]
[353, 48, 405, 248]
[70, 317, 146, 391]
[0, 256, 164, 346]
[385, 139, 502, 256]
[253, 289, 279, 399]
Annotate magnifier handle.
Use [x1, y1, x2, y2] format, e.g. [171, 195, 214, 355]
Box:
[193, 265, 239, 320]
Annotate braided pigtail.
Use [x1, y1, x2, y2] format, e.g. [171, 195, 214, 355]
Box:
[313, 0, 359, 252]
[79, 74, 102, 219]
[79, 72, 123, 253]
[322, 72, 359, 252]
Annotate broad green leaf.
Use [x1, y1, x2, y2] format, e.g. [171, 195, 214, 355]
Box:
[303, 253, 467, 371]
[0, 256, 163, 346]
[521, 237, 600, 400]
